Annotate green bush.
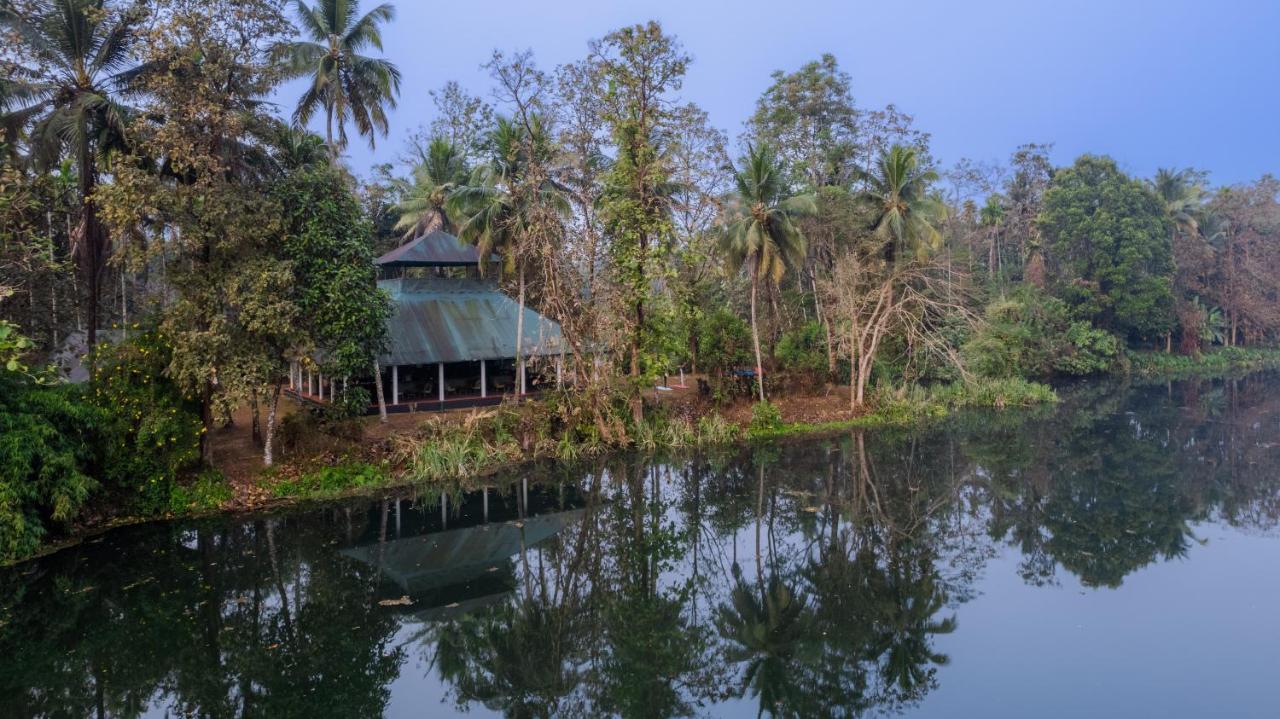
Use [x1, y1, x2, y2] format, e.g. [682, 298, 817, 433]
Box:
[776, 321, 828, 376]
[1054, 321, 1122, 375]
[331, 386, 371, 419]
[88, 329, 204, 513]
[965, 287, 1120, 378]
[168, 469, 233, 513]
[0, 377, 104, 562]
[749, 401, 784, 433]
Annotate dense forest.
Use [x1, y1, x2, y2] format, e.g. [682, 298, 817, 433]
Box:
[2, 0, 1279, 562]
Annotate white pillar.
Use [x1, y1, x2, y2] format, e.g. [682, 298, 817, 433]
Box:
[483, 487, 489, 522]
[394, 498, 401, 538]
[441, 493, 448, 529]
[556, 356, 563, 388]
[438, 362, 445, 403]
[307, 371, 314, 395]
[480, 360, 487, 398]
[521, 360, 528, 395]
[318, 372, 324, 400]
[391, 365, 399, 405]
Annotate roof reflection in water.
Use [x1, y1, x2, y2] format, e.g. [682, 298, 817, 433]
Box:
[341, 480, 587, 621]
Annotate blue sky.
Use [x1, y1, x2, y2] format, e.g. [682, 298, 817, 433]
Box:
[280, 0, 1280, 186]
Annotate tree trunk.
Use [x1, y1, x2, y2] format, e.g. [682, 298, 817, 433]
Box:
[250, 387, 262, 446]
[515, 267, 526, 395]
[200, 380, 216, 464]
[76, 136, 105, 351]
[263, 383, 282, 466]
[749, 260, 765, 403]
[373, 359, 388, 422]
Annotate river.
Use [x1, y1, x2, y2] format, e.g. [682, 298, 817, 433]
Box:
[3, 372, 1279, 718]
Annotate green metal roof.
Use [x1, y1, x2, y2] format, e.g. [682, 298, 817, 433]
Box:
[374, 229, 497, 267]
[378, 277, 567, 366]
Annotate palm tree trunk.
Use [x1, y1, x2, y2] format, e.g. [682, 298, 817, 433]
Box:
[749, 259, 765, 403]
[77, 137, 104, 351]
[325, 104, 336, 162]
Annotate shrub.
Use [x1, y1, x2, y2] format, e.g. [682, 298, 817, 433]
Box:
[965, 287, 1120, 379]
[88, 329, 204, 512]
[749, 400, 784, 433]
[0, 377, 103, 562]
[1053, 321, 1122, 375]
[168, 469, 234, 513]
[696, 309, 754, 402]
[331, 386, 371, 419]
[776, 321, 828, 376]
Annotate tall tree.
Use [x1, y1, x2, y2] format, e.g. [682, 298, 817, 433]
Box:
[277, 0, 401, 160]
[720, 144, 813, 401]
[595, 21, 688, 416]
[1039, 155, 1175, 342]
[449, 115, 568, 394]
[1, 0, 143, 349]
[1149, 167, 1204, 350]
[746, 54, 859, 190]
[96, 0, 293, 462]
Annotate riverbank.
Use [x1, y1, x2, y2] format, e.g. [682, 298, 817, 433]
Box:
[11, 347, 1280, 566]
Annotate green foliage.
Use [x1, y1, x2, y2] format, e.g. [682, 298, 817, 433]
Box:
[278, 166, 392, 377]
[0, 377, 102, 562]
[0, 316, 35, 376]
[1127, 346, 1280, 378]
[88, 330, 204, 512]
[749, 401, 784, 433]
[394, 427, 508, 484]
[269, 462, 389, 499]
[1039, 155, 1175, 341]
[167, 469, 233, 513]
[776, 321, 828, 376]
[965, 288, 1120, 378]
[1056, 321, 1123, 376]
[332, 386, 372, 419]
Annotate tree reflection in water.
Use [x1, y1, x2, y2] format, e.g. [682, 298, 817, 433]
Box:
[2, 372, 1280, 717]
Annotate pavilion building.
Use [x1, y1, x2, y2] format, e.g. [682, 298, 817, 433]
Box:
[288, 230, 568, 413]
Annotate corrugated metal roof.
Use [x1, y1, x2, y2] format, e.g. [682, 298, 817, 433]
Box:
[378, 277, 567, 366]
[375, 229, 497, 267]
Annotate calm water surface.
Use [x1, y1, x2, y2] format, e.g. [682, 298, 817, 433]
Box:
[4, 374, 1280, 718]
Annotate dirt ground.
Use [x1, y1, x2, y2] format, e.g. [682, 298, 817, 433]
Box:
[209, 376, 862, 496]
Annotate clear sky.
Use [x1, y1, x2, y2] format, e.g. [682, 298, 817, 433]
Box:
[282, 0, 1280, 186]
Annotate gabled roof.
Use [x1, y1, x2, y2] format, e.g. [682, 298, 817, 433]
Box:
[374, 229, 496, 267]
[377, 277, 567, 366]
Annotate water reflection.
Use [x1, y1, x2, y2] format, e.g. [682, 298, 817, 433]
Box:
[3, 373, 1280, 718]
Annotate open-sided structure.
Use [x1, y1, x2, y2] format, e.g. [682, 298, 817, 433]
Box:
[288, 230, 568, 413]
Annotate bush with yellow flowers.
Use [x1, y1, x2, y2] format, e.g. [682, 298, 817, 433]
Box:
[88, 328, 204, 513]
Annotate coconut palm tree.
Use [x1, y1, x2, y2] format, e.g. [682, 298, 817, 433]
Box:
[1, 0, 144, 349]
[1150, 167, 1202, 239]
[720, 144, 815, 402]
[277, 0, 401, 161]
[978, 195, 1005, 280]
[448, 116, 568, 393]
[393, 136, 468, 239]
[855, 145, 945, 264]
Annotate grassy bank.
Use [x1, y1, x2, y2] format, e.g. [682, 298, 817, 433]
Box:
[1127, 346, 1280, 379]
[237, 377, 1057, 505]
